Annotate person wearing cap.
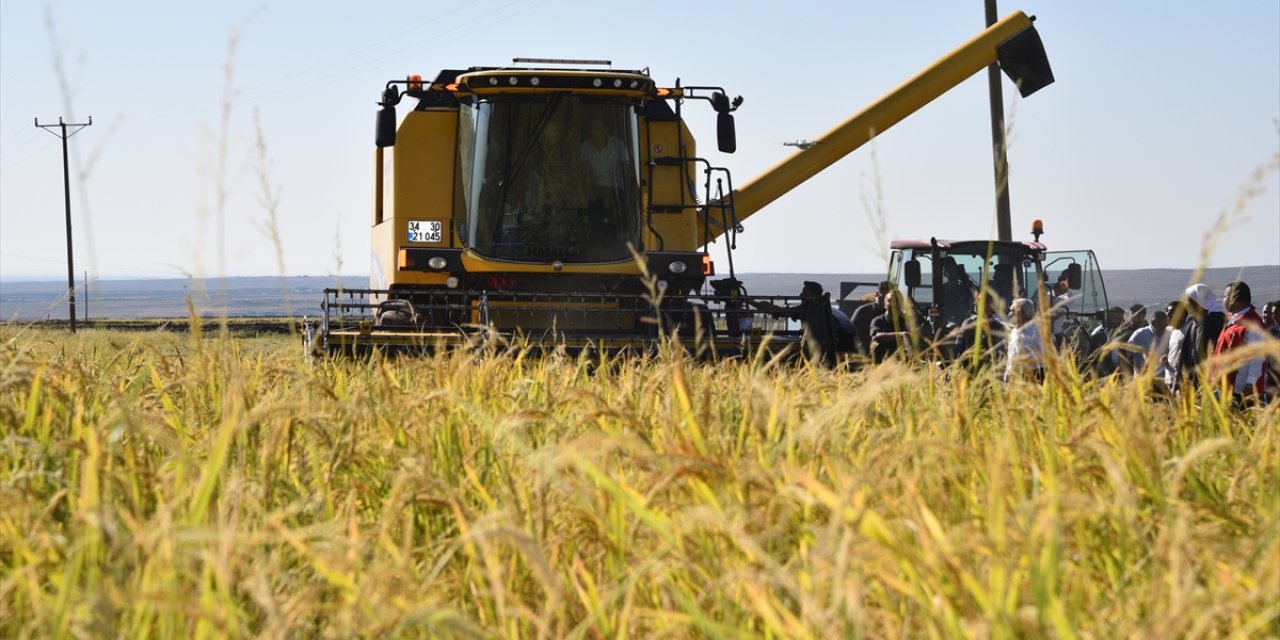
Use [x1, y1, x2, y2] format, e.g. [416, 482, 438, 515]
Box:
[1180, 283, 1227, 389]
[753, 281, 839, 367]
[1212, 281, 1267, 401]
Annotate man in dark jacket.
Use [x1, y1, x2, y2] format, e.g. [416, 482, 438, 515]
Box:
[754, 281, 839, 367]
[849, 281, 890, 356]
[953, 292, 1007, 368]
[1088, 306, 1126, 376]
[868, 289, 931, 363]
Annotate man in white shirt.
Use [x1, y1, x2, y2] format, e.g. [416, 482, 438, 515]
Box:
[1163, 301, 1187, 391]
[1005, 298, 1046, 382]
[1127, 310, 1170, 375]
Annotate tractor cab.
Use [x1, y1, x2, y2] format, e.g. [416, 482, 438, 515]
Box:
[885, 238, 1109, 333]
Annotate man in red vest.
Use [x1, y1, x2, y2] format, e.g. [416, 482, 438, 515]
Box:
[1213, 281, 1267, 401]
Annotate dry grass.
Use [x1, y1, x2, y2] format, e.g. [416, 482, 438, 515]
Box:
[17, 8, 1277, 637]
[1, 327, 1275, 639]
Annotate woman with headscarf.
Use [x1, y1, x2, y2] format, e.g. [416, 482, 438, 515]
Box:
[1179, 283, 1227, 389]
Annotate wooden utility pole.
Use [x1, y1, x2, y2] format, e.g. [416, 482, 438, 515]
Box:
[35, 116, 92, 332]
[985, 0, 1013, 241]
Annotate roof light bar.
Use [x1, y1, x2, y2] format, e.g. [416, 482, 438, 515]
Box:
[513, 57, 611, 66]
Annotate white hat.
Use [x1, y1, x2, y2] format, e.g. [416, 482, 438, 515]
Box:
[1185, 283, 1224, 313]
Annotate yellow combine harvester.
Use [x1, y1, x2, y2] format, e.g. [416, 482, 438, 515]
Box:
[313, 11, 1056, 357]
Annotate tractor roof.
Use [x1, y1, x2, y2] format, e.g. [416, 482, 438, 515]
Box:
[889, 239, 1047, 253]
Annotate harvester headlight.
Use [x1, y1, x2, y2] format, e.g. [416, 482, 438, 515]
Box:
[427, 256, 447, 270]
[656, 279, 669, 291]
[592, 78, 602, 87]
[508, 76, 518, 85]
[530, 77, 540, 86]
[668, 261, 688, 274]
[446, 276, 460, 289]
[630, 80, 639, 89]
[613, 78, 622, 88]
[489, 77, 499, 86]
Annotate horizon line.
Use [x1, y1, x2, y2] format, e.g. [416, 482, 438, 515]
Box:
[3, 264, 1278, 284]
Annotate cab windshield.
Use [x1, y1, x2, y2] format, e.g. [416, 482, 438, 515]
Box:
[458, 95, 641, 263]
[899, 248, 1040, 324]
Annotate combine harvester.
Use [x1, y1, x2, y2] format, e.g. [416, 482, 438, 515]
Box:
[313, 10, 1078, 357]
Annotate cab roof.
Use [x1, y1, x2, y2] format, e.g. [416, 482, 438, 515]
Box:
[889, 239, 1047, 253]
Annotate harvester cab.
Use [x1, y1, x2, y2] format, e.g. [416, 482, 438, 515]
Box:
[315, 11, 1059, 359]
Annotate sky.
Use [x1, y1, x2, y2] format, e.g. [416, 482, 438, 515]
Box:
[1, 0, 1277, 282]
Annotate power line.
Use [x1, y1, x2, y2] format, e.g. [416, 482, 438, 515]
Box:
[0, 251, 181, 276]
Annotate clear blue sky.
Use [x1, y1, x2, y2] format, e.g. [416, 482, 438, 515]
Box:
[2, 1, 1277, 281]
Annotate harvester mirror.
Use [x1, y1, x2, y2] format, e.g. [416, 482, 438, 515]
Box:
[376, 106, 397, 148]
[904, 259, 922, 288]
[1064, 263, 1083, 290]
[376, 84, 401, 148]
[717, 113, 737, 153]
[712, 91, 738, 153]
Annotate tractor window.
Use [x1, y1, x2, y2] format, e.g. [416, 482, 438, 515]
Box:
[929, 249, 1038, 325]
[982, 253, 1036, 310]
[460, 95, 641, 263]
[1043, 250, 1109, 317]
[887, 250, 903, 285]
[907, 254, 934, 307]
[936, 254, 985, 320]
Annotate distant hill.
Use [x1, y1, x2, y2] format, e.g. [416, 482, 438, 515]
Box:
[2, 268, 1276, 321]
[1, 276, 364, 321]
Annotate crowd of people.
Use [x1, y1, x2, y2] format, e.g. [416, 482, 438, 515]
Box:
[1070, 282, 1278, 402]
[746, 277, 1277, 406]
[834, 279, 1279, 405]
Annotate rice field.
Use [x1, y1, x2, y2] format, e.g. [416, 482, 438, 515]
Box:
[1, 326, 1276, 638]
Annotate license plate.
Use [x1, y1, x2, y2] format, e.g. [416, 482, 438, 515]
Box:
[407, 220, 442, 243]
